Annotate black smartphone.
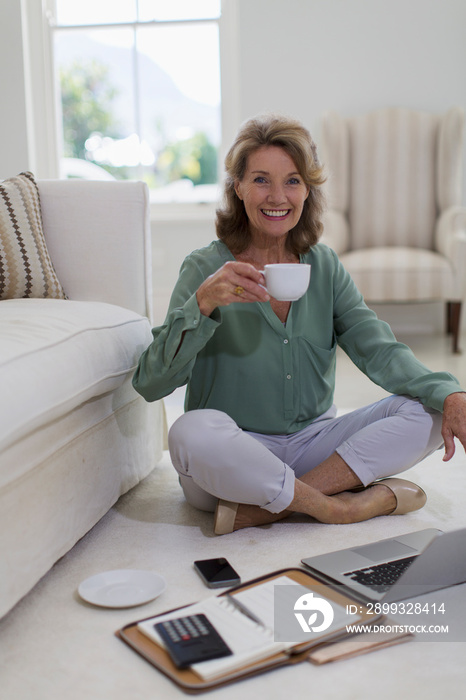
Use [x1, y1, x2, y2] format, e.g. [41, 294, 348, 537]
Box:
[193, 557, 241, 589]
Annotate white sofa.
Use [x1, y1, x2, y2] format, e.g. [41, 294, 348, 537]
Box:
[0, 179, 164, 618]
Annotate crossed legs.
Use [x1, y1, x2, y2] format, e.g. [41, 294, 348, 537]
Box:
[169, 397, 443, 529]
[232, 453, 396, 529]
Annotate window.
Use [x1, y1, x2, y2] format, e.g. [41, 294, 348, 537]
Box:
[52, 1, 222, 203]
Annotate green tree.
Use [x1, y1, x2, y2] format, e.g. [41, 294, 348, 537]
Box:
[157, 131, 218, 186]
[59, 60, 120, 160]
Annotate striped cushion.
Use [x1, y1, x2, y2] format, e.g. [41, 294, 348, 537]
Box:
[340, 247, 453, 302]
[347, 109, 438, 251]
[0, 172, 67, 300]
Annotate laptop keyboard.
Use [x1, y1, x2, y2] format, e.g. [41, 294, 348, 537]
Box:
[343, 555, 417, 593]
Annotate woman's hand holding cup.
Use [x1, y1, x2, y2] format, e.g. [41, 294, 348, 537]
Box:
[196, 261, 270, 317]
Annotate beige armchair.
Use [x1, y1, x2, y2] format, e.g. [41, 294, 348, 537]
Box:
[320, 107, 466, 352]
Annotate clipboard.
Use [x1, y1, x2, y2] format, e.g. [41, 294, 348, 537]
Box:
[117, 568, 406, 693]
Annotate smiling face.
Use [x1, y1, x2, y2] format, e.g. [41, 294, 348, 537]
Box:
[234, 145, 310, 246]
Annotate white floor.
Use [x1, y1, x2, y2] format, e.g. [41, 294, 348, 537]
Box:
[1, 333, 466, 700]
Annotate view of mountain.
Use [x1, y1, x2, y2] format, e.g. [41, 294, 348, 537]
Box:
[54, 32, 221, 150]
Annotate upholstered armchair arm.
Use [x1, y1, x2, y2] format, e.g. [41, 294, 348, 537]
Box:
[320, 209, 350, 254]
[38, 180, 152, 319]
[435, 206, 466, 298]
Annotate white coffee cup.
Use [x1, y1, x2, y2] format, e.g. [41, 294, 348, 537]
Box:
[262, 263, 311, 301]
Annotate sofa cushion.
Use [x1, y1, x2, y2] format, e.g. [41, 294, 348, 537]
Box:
[0, 172, 67, 300]
[0, 299, 152, 452]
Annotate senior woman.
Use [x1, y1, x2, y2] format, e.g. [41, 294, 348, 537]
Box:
[133, 113, 466, 535]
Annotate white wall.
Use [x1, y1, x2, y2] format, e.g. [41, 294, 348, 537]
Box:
[235, 0, 466, 203]
[151, 212, 217, 325]
[0, 0, 59, 181]
[0, 1, 32, 178]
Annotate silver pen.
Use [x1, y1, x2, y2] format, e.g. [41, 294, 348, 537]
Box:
[225, 593, 265, 627]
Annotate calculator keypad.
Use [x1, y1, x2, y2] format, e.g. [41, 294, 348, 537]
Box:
[155, 613, 232, 668]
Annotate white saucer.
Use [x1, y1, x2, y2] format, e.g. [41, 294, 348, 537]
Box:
[78, 569, 166, 608]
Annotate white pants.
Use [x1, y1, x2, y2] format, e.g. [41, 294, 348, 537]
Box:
[168, 396, 443, 513]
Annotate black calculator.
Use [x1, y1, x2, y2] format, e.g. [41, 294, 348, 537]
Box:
[154, 613, 232, 669]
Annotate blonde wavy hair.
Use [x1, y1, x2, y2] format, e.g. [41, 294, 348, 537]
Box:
[216, 113, 327, 255]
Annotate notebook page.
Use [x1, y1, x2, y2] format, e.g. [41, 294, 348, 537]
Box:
[233, 575, 301, 629]
[234, 575, 357, 644]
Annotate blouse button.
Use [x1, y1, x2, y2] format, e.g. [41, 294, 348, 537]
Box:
[283, 339, 289, 344]
[286, 374, 292, 380]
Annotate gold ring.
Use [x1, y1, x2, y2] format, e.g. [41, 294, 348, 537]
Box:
[234, 285, 245, 296]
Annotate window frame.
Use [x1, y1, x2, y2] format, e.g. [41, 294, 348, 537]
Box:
[28, 0, 239, 221]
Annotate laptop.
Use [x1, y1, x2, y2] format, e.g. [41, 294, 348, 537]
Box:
[301, 527, 466, 604]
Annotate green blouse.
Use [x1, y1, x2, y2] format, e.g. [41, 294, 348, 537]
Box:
[133, 240, 461, 435]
